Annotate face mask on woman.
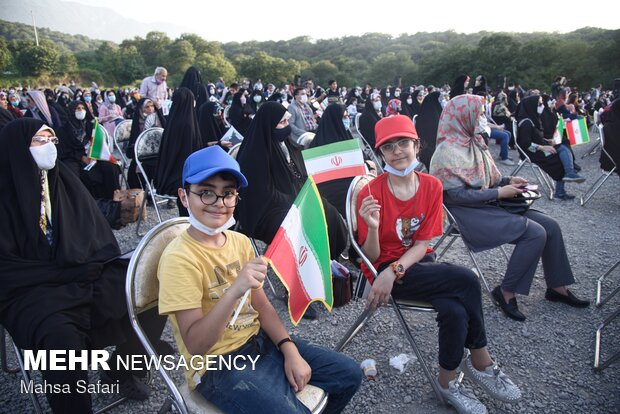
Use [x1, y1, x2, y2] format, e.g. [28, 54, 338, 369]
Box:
[108, 95, 116, 103]
[11, 100, 19, 108]
[30, 142, 57, 170]
[84, 96, 92, 103]
[272, 125, 292, 142]
[253, 96, 262, 103]
[240, 96, 247, 105]
[300, 95, 308, 104]
[373, 101, 382, 111]
[75, 110, 87, 120]
[537, 104, 544, 114]
[406, 98, 413, 105]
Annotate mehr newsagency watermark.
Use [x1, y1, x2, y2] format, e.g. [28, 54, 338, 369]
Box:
[19, 349, 259, 394]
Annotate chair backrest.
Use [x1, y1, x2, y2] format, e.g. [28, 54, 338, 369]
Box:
[345, 176, 378, 282]
[135, 127, 164, 161]
[412, 114, 418, 125]
[127, 217, 190, 311]
[354, 113, 361, 134]
[513, 119, 532, 162]
[297, 132, 315, 148]
[223, 106, 231, 127]
[228, 143, 241, 159]
[598, 124, 605, 146]
[114, 119, 133, 144]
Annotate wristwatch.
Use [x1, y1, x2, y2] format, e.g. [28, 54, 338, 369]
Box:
[390, 262, 405, 281]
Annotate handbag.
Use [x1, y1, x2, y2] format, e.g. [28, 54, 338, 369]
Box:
[118, 188, 146, 225]
[331, 261, 352, 307]
[491, 189, 541, 215]
[96, 199, 122, 229]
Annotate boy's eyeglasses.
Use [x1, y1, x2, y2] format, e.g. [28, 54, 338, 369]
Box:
[187, 190, 240, 207]
[32, 135, 59, 145]
[379, 139, 413, 155]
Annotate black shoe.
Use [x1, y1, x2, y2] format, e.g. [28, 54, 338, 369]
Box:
[100, 371, 150, 400]
[492, 286, 526, 322]
[555, 193, 576, 200]
[302, 303, 318, 320]
[545, 288, 590, 308]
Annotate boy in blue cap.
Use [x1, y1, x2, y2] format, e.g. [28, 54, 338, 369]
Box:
[158, 146, 361, 413]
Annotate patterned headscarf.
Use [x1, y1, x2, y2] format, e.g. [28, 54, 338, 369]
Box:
[386, 99, 401, 116]
[429, 94, 501, 190]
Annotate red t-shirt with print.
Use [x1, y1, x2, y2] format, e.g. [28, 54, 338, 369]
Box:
[356, 172, 444, 283]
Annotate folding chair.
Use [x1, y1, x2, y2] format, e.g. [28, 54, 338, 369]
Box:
[133, 127, 176, 236]
[113, 119, 133, 167]
[222, 106, 231, 128]
[593, 258, 620, 371]
[582, 111, 602, 159]
[580, 125, 617, 206]
[413, 114, 418, 125]
[297, 132, 316, 148]
[125, 218, 328, 413]
[432, 205, 510, 299]
[335, 176, 445, 405]
[510, 120, 555, 199]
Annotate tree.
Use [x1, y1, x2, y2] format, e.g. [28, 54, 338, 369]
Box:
[139, 32, 171, 69]
[309, 60, 338, 86]
[236, 51, 299, 86]
[117, 45, 146, 85]
[16, 40, 60, 76]
[0, 38, 13, 72]
[165, 39, 196, 75]
[195, 53, 237, 84]
[365, 52, 417, 86]
[56, 52, 78, 75]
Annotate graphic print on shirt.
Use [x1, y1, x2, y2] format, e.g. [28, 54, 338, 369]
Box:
[395, 214, 425, 248]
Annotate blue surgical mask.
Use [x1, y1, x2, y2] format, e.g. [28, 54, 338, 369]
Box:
[108, 95, 116, 103]
[384, 159, 419, 177]
[84, 96, 92, 103]
[342, 118, 351, 130]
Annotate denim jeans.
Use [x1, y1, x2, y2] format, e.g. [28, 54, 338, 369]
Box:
[556, 144, 576, 176]
[196, 330, 362, 414]
[490, 128, 511, 160]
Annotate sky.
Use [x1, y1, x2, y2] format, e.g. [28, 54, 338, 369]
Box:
[69, 0, 620, 42]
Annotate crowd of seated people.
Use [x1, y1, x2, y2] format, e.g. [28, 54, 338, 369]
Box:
[1, 66, 616, 414]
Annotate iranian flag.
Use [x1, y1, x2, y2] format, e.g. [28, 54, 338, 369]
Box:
[302, 139, 366, 184]
[264, 178, 333, 325]
[89, 120, 118, 163]
[565, 117, 590, 146]
[552, 118, 564, 145]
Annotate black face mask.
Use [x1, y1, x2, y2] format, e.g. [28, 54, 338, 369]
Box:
[272, 125, 291, 142]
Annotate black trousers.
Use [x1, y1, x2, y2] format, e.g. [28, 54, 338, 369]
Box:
[379, 257, 487, 371]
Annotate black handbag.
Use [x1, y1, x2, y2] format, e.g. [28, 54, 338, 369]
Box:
[490, 189, 541, 215]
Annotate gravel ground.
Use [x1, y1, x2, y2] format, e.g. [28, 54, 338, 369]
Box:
[2, 128, 619, 413]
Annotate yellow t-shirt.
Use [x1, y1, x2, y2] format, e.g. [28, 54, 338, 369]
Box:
[158, 229, 261, 389]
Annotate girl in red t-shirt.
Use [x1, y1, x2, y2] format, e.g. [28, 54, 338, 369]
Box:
[357, 115, 521, 414]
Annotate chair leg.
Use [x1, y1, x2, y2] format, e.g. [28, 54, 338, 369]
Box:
[0, 327, 19, 373]
[499, 245, 510, 263]
[510, 159, 526, 176]
[580, 169, 616, 206]
[596, 259, 620, 307]
[594, 307, 620, 371]
[390, 299, 445, 406]
[466, 249, 492, 297]
[436, 235, 458, 261]
[335, 307, 375, 352]
[136, 192, 148, 237]
[581, 138, 601, 159]
[12, 341, 44, 414]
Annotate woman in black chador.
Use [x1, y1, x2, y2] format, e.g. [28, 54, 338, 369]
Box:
[0, 118, 166, 413]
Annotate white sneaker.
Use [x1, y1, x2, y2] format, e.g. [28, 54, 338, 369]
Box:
[499, 158, 516, 166]
[460, 356, 522, 402]
[438, 379, 487, 414]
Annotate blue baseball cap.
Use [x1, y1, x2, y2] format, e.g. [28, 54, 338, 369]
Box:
[182, 146, 248, 188]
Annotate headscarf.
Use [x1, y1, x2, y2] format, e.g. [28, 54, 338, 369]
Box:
[154, 87, 203, 196]
[0, 118, 122, 345]
[0, 107, 16, 133]
[27, 90, 53, 126]
[472, 75, 487, 96]
[198, 101, 225, 145]
[309, 104, 353, 148]
[416, 91, 444, 169]
[126, 98, 166, 158]
[540, 94, 558, 139]
[410, 90, 423, 116]
[179, 66, 203, 99]
[516, 95, 542, 130]
[64, 100, 91, 147]
[386, 99, 401, 116]
[429, 94, 501, 191]
[236, 102, 307, 236]
[450, 75, 469, 99]
[359, 94, 382, 147]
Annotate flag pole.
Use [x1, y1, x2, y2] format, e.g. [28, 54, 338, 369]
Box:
[31, 10, 39, 47]
[229, 289, 250, 326]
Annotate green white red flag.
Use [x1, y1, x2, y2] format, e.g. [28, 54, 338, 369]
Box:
[552, 118, 564, 145]
[302, 139, 366, 184]
[264, 178, 333, 325]
[565, 117, 590, 146]
[89, 120, 118, 163]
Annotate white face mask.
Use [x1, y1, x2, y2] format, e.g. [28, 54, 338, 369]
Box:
[394, 91, 400, 98]
[384, 158, 419, 177]
[373, 101, 383, 111]
[253, 95, 262, 103]
[186, 202, 236, 236]
[30, 142, 57, 170]
[385, 92, 390, 97]
[299, 95, 308, 104]
[406, 98, 413, 105]
[75, 110, 86, 120]
[537, 105, 544, 114]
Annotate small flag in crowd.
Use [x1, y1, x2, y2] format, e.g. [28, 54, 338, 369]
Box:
[565, 117, 590, 146]
[89, 120, 118, 163]
[552, 118, 564, 145]
[220, 125, 244, 146]
[264, 178, 333, 325]
[302, 139, 366, 184]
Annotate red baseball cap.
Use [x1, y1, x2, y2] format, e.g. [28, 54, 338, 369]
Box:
[374, 115, 419, 148]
